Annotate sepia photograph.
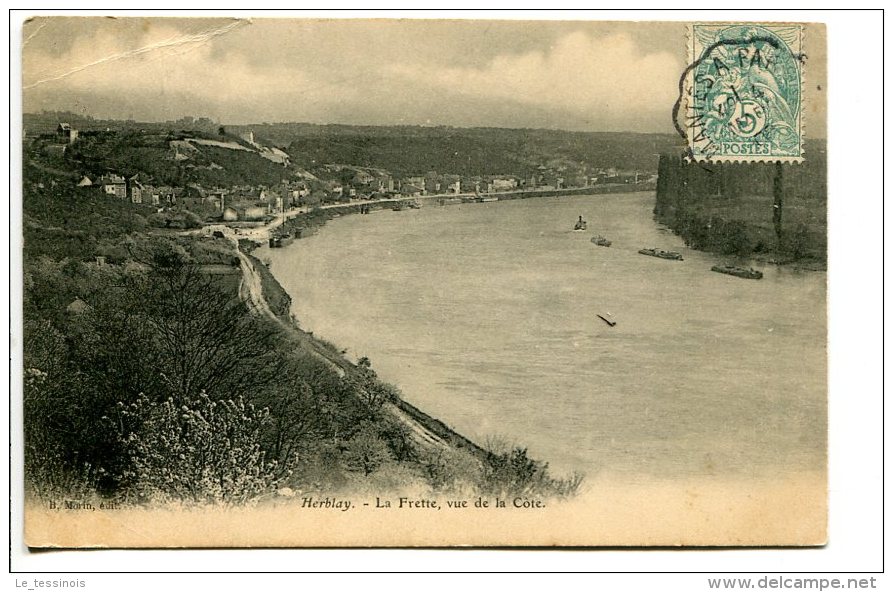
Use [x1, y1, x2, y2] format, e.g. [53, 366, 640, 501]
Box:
[16, 13, 836, 550]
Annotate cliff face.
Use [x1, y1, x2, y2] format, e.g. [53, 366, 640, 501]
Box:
[654, 142, 826, 267]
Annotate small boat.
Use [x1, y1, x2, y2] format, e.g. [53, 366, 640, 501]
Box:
[392, 202, 405, 212]
[573, 216, 588, 231]
[638, 248, 683, 261]
[591, 235, 611, 247]
[711, 265, 763, 280]
[597, 313, 616, 327]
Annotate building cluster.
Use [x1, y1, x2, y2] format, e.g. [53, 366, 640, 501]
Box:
[77, 164, 655, 224]
[49, 122, 655, 224]
[78, 173, 185, 207]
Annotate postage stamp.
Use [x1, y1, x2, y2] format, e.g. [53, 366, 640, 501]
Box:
[681, 23, 805, 162]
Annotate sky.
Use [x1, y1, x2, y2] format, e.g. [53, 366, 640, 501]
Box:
[21, 17, 826, 134]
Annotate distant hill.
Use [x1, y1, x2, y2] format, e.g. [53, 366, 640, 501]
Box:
[231, 122, 683, 177]
[24, 111, 683, 186]
[23, 111, 221, 136]
[23, 121, 296, 188]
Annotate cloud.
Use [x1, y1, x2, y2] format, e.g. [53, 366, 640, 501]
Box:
[23, 20, 329, 121]
[386, 31, 680, 129]
[22, 20, 684, 132]
[23, 20, 246, 91]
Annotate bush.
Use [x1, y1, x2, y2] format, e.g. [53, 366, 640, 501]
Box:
[147, 209, 203, 229]
[342, 425, 393, 476]
[481, 441, 584, 498]
[421, 448, 482, 493]
[117, 392, 286, 505]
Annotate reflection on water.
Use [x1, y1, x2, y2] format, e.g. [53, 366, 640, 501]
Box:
[263, 192, 826, 480]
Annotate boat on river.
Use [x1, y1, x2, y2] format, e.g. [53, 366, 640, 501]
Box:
[573, 216, 588, 231]
[638, 248, 683, 261]
[596, 313, 616, 327]
[591, 235, 611, 247]
[711, 265, 763, 280]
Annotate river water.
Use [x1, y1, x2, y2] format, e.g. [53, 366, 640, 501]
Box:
[262, 192, 826, 483]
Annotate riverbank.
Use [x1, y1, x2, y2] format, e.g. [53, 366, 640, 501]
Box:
[654, 153, 826, 271]
[238, 241, 490, 462]
[275, 182, 656, 240]
[236, 237, 588, 499]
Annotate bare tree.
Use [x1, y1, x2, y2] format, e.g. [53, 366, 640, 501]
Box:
[139, 247, 282, 401]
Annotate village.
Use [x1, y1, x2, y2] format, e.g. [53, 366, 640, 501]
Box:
[37, 121, 657, 230]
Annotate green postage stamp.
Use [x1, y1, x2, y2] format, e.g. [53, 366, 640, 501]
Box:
[683, 23, 805, 162]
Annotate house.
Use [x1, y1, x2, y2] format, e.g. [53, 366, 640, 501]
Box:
[142, 185, 161, 205]
[492, 178, 518, 191]
[223, 207, 239, 221]
[127, 175, 144, 204]
[99, 174, 127, 200]
[66, 297, 89, 315]
[206, 189, 228, 211]
[77, 176, 93, 187]
[376, 175, 394, 193]
[264, 190, 283, 214]
[244, 206, 267, 221]
[401, 184, 423, 197]
[57, 123, 78, 144]
[221, 205, 267, 221]
[405, 176, 426, 189]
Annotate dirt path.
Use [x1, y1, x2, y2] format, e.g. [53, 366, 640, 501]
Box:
[385, 403, 446, 448]
[228, 232, 451, 452]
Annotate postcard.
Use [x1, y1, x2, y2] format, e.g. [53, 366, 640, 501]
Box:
[20, 16, 827, 547]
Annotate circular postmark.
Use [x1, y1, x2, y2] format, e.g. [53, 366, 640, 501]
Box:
[675, 24, 806, 162]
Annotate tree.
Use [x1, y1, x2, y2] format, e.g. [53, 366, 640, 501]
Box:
[342, 425, 392, 476]
[253, 372, 329, 469]
[137, 244, 282, 401]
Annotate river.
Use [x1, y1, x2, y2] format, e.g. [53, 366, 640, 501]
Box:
[261, 192, 826, 484]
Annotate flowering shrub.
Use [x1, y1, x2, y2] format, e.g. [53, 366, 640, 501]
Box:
[118, 392, 287, 505]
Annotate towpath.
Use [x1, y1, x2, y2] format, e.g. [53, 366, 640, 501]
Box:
[222, 228, 448, 451]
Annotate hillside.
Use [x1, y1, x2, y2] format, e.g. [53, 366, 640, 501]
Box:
[40, 129, 295, 188]
[25, 112, 681, 180]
